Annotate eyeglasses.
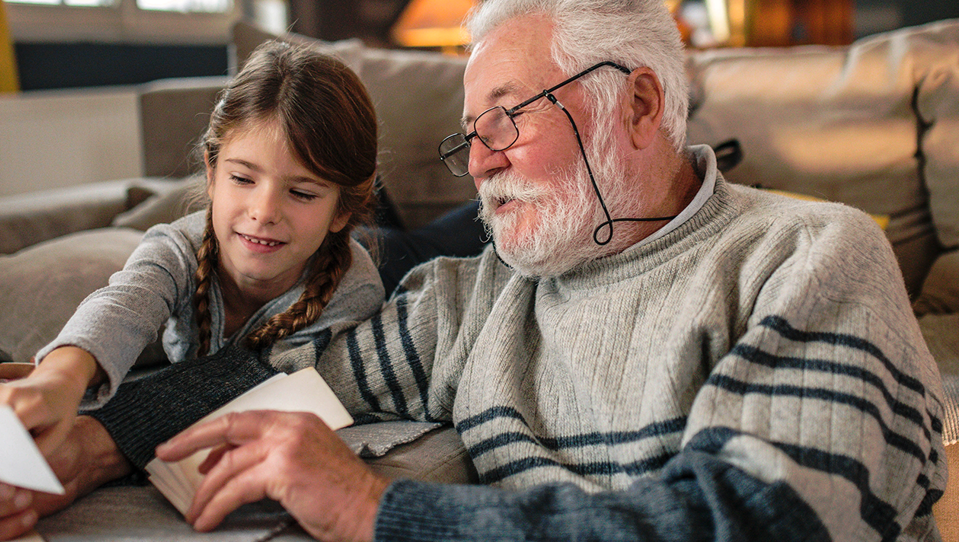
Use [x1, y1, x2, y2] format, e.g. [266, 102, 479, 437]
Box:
[439, 60, 678, 246]
[438, 61, 631, 178]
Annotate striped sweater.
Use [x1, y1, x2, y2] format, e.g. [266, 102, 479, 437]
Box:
[272, 168, 946, 540]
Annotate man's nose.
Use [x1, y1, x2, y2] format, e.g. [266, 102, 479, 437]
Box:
[468, 142, 509, 189]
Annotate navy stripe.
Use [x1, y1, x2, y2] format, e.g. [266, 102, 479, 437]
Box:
[480, 451, 675, 485]
[347, 327, 380, 412]
[732, 344, 932, 441]
[914, 488, 943, 517]
[775, 441, 902, 542]
[371, 311, 408, 415]
[689, 426, 903, 542]
[760, 316, 938, 406]
[707, 374, 928, 463]
[456, 406, 527, 432]
[466, 418, 687, 459]
[395, 295, 435, 421]
[310, 328, 332, 356]
[759, 316, 942, 434]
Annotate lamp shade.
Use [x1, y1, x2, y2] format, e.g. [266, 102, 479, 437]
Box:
[391, 0, 474, 48]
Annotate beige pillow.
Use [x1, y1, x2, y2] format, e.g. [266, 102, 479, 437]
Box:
[0, 228, 167, 368]
[684, 23, 959, 296]
[230, 21, 474, 229]
[913, 250, 959, 316]
[112, 176, 205, 231]
[914, 20, 959, 250]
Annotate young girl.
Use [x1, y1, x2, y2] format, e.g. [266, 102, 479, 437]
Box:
[0, 40, 385, 455]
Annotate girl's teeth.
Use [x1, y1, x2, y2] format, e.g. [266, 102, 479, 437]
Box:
[243, 234, 279, 246]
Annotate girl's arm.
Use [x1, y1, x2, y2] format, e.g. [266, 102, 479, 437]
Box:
[0, 346, 105, 455]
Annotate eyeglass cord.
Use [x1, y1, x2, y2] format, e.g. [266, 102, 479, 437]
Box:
[544, 91, 677, 246]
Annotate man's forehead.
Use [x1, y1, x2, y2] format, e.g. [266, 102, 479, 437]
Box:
[461, 77, 524, 124]
[462, 14, 557, 123]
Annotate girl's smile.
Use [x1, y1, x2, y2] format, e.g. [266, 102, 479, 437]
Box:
[207, 118, 350, 304]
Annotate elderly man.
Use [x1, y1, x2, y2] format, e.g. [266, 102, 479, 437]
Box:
[0, 0, 946, 540]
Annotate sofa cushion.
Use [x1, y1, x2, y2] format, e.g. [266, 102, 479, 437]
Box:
[138, 76, 229, 179]
[913, 250, 959, 316]
[0, 180, 133, 255]
[112, 176, 205, 231]
[231, 21, 475, 230]
[685, 23, 955, 297]
[913, 19, 959, 250]
[0, 228, 167, 368]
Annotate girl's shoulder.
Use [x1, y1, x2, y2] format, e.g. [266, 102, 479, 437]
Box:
[140, 211, 207, 250]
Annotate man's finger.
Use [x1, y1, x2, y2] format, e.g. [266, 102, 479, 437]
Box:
[0, 486, 31, 518]
[187, 440, 269, 522]
[191, 466, 270, 532]
[157, 411, 271, 461]
[0, 508, 37, 541]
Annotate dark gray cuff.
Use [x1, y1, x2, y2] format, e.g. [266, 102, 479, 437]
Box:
[85, 345, 277, 469]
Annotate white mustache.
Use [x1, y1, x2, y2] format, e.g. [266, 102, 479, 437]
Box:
[478, 173, 549, 210]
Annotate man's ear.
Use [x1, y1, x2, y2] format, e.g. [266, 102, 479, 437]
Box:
[623, 67, 665, 150]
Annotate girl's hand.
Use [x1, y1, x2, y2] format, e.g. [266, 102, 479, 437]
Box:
[0, 416, 132, 541]
[0, 346, 101, 456]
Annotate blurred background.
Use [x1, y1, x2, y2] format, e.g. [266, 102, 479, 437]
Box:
[1, 0, 958, 92]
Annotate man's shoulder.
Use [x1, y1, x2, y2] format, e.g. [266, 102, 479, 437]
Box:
[396, 244, 513, 294]
[727, 182, 884, 237]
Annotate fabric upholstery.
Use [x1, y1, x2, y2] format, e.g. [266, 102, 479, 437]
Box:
[914, 250, 959, 316]
[0, 228, 167, 368]
[914, 20, 959, 250]
[231, 21, 474, 230]
[138, 76, 229, 179]
[684, 20, 959, 296]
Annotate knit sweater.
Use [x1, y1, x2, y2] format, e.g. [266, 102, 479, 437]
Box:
[95, 148, 946, 540]
[272, 148, 944, 540]
[38, 210, 385, 408]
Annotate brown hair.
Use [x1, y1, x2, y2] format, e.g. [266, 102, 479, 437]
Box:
[194, 40, 378, 356]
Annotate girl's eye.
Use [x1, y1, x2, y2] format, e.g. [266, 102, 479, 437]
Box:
[230, 174, 253, 185]
[291, 190, 318, 201]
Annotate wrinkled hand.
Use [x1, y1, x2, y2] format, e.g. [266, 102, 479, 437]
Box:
[0, 347, 99, 456]
[156, 410, 389, 542]
[0, 416, 132, 540]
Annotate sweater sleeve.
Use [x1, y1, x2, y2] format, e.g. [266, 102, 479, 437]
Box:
[371, 209, 945, 541]
[35, 215, 201, 408]
[299, 247, 512, 424]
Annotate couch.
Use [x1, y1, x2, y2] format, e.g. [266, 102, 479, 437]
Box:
[1, 18, 957, 540]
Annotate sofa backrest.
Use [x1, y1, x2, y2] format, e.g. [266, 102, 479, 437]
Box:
[139, 20, 958, 302]
[686, 18, 959, 297]
[232, 21, 473, 231]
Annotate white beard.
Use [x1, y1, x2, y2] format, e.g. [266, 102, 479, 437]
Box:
[478, 134, 642, 277]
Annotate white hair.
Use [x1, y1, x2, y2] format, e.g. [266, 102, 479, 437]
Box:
[466, 0, 689, 150]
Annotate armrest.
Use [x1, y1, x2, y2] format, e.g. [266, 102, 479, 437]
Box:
[0, 179, 140, 254]
[138, 76, 228, 179]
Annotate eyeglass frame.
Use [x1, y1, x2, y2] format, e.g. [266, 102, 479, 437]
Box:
[438, 61, 632, 177]
[437, 60, 678, 246]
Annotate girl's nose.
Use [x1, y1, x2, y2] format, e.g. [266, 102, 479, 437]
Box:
[248, 188, 282, 224]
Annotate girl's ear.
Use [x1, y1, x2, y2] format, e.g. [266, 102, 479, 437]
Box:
[204, 150, 215, 200]
[329, 211, 352, 234]
[623, 67, 666, 150]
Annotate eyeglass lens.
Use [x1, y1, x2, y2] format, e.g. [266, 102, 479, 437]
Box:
[438, 106, 520, 177]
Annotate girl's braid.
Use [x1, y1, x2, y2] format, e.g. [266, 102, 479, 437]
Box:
[192, 208, 219, 357]
[245, 231, 353, 350]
